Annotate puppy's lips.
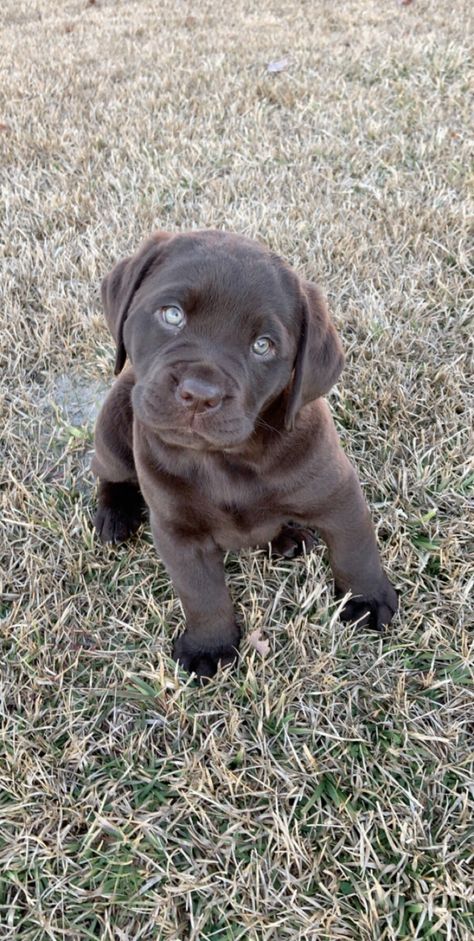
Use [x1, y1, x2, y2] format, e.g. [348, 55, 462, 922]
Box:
[153, 423, 253, 451]
[137, 409, 253, 450]
[133, 383, 254, 449]
[155, 428, 248, 452]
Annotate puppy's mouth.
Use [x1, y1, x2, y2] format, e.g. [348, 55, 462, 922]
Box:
[155, 426, 252, 452]
[132, 384, 254, 451]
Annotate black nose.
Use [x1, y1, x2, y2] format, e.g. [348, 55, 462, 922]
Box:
[176, 376, 224, 412]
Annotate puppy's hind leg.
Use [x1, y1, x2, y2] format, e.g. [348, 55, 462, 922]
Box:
[94, 480, 146, 544]
[271, 523, 317, 559]
[92, 369, 147, 544]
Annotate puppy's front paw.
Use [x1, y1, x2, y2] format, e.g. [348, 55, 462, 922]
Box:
[336, 576, 398, 631]
[172, 628, 240, 680]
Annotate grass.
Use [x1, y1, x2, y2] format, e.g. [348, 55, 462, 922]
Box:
[1, 0, 473, 938]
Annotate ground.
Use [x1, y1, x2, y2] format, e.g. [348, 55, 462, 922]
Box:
[1, 1, 473, 939]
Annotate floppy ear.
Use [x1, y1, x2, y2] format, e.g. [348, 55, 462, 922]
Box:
[101, 233, 172, 375]
[285, 281, 345, 430]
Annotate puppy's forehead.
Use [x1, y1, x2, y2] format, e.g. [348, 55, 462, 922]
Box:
[151, 231, 299, 319]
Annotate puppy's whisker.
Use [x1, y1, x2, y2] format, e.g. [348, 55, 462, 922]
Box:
[255, 417, 284, 439]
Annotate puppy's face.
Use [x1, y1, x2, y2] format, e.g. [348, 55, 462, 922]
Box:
[102, 230, 344, 451]
[126, 232, 300, 450]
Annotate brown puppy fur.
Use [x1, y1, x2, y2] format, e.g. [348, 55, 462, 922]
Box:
[92, 230, 397, 678]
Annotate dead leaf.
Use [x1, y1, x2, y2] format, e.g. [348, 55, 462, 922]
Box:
[267, 57, 291, 74]
[0, 123, 11, 133]
[248, 628, 270, 657]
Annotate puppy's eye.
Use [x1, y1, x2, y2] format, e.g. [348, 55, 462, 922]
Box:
[158, 305, 185, 328]
[251, 336, 273, 357]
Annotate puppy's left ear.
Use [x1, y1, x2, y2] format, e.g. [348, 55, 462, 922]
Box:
[285, 281, 345, 430]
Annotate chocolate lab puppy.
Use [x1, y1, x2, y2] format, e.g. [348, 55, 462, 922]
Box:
[92, 230, 397, 678]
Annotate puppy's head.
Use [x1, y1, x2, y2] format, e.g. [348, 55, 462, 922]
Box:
[101, 230, 344, 451]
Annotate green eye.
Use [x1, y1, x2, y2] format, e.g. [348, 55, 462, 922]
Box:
[252, 336, 273, 356]
[159, 305, 185, 328]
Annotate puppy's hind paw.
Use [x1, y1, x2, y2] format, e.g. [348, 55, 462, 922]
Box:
[271, 523, 316, 559]
[94, 481, 146, 544]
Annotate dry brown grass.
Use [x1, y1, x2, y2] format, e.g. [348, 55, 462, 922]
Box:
[1, 0, 473, 938]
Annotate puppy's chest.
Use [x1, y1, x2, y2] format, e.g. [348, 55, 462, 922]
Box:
[195, 460, 285, 547]
[198, 455, 263, 503]
[137, 434, 289, 548]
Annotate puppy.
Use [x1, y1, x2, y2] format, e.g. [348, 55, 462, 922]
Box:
[92, 230, 397, 678]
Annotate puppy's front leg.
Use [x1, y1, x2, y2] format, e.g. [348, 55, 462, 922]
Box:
[150, 514, 240, 679]
[310, 462, 398, 630]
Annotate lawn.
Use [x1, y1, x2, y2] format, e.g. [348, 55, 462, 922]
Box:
[1, 0, 472, 938]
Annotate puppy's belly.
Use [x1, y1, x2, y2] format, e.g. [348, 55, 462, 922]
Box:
[213, 507, 283, 551]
